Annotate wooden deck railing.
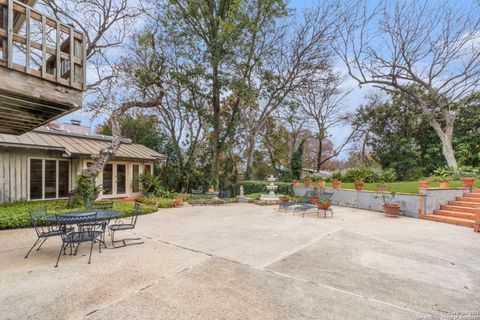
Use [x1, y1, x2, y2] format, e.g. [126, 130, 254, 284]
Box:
[0, 0, 86, 90]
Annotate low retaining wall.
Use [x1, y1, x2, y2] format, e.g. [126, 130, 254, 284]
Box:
[293, 187, 467, 218]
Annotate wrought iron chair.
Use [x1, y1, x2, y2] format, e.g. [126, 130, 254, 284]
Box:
[109, 203, 143, 248]
[55, 213, 102, 267]
[83, 200, 114, 245]
[25, 208, 72, 258]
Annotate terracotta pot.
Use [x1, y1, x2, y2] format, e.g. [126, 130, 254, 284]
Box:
[310, 196, 319, 204]
[280, 196, 290, 203]
[461, 177, 476, 189]
[418, 180, 430, 188]
[317, 203, 331, 209]
[377, 184, 386, 192]
[208, 187, 214, 192]
[439, 180, 450, 189]
[318, 181, 326, 188]
[174, 198, 183, 207]
[383, 203, 400, 217]
[354, 180, 364, 191]
[304, 178, 312, 188]
[292, 180, 300, 187]
[332, 180, 341, 189]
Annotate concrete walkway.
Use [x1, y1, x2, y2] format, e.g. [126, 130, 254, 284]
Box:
[0, 203, 479, 319]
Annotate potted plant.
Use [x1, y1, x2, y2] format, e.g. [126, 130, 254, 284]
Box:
[332, 179, 341, 189]
[418, 177, 430, 189]
[292, 179, 300, 187]
[279, 195, 290, 202]
[459, 166, 478, 189]
[134, 173, 163, 197]
[317, 199, 331, 209]
[318, 177, 326, 188]
[379, 191, 400, 217]
[173, 194, 185, 207]
[304, 176, 312, 188]
[347, 168, 368, 191]
[208, 185, 215, 192]
[433, 166, 454, 188]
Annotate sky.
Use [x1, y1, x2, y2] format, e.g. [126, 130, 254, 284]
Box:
[58, 0, 373, 156]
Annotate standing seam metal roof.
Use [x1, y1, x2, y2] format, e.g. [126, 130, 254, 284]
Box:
[0, 129, 165, 161]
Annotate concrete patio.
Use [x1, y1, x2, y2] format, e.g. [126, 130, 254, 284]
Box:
[0, 203, 479, 319]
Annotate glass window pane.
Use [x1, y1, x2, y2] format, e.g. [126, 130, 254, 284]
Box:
[30, 159, 43, 200]
[144, 164, 151, 175]
[132, 165, 140, 193]
[117, 164, 126, 194]
[45, 160, 57, 199]
[58, 161, 69, 197]
[103, 164, 113, 195]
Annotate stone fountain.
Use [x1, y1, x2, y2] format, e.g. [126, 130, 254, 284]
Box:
[260, 175, 280, 201]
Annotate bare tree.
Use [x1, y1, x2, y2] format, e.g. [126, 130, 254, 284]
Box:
[333, 0, 480, 171]
[241, 7, 335, 179]
[296, 73, 351, 171]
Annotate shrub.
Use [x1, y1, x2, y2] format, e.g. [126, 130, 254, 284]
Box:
[344, 168, 377, 183]
[433, 166, 455, 180]
[379, 168, 397, 183]
[0, 199, 157, 230]
[329, 172, 343, 182]
[458, 166, 479, 178]
[233, 181, 293, 196]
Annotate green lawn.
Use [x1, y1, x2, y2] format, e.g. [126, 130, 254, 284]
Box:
[0, 199, 157, 230]
[298, 180, 480, 194]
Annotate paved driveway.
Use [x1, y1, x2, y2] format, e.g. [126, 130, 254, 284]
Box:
[0, 203, 479, 319]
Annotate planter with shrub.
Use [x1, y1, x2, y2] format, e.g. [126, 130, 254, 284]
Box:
[459, 166, 478, 189]
[317, 199, 331, 209]
[377, 191, 400, 217]
[303, 177, 312, 188]
[332, 179, 341, 189]
[418, 178, 430, 189]
[432, 166, 454, 189]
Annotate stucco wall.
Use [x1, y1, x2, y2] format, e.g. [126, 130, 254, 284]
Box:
[293, 187, 467, 218]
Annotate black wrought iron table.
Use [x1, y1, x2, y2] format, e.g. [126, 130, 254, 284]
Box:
[45, 210, 122, 223]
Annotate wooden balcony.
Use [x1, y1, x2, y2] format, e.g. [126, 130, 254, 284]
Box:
[0, 0, 85, 135]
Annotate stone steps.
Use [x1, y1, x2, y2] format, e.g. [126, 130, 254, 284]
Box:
[422, 214, 475, 228]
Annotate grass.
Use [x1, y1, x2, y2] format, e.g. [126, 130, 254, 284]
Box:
[298, 180, 480, 194]
[0, 199, 157, 230]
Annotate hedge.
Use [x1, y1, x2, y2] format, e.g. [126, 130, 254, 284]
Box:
[0, 199, 157, 230]
[233, 180, 294, 196]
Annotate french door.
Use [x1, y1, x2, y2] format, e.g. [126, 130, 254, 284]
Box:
[102, 163, 127, 197]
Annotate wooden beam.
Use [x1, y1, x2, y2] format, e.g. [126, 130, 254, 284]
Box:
[6, 0, 12, 68]
[25, 6, 30, 73]
[55, 21, 60, 82]
[69, 27, 74, 85]
[0, 68, 82, 109]
[40, 14, 45, 78]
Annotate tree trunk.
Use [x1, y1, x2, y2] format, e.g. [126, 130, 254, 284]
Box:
[438, 132, 458, 172]
[244, 131, 256, 180]
[211, 61, 221, 189]
[316, 138, 323, 172]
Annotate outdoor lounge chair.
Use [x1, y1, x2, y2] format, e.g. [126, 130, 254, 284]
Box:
[25, 208, 72, 259]
[109, 203, 143, 248]
[55, 213, 102, 267]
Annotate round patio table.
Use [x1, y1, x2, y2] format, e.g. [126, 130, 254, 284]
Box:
[44, 210, 122, 223]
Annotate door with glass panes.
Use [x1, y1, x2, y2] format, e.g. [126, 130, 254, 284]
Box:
[100, 163, 127, 197]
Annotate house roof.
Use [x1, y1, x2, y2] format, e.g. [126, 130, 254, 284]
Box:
[0, 127, 166, 161]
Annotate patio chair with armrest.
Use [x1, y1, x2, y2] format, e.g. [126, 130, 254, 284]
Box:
[55, 212, 102, 267]
[109, 203, 144, 248]
[25, 208, 73, 259]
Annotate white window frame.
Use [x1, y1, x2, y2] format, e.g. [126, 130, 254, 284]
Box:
[28, 157, 71, 201]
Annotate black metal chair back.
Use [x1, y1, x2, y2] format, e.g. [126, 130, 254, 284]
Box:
[55, 213, 97, 238]
[29, 207, 49, 237]
[220, 190, 231, 199]
[86, 200, 114, 210]
[319, 191, 335, 201]
[128, 203, 141, 227]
